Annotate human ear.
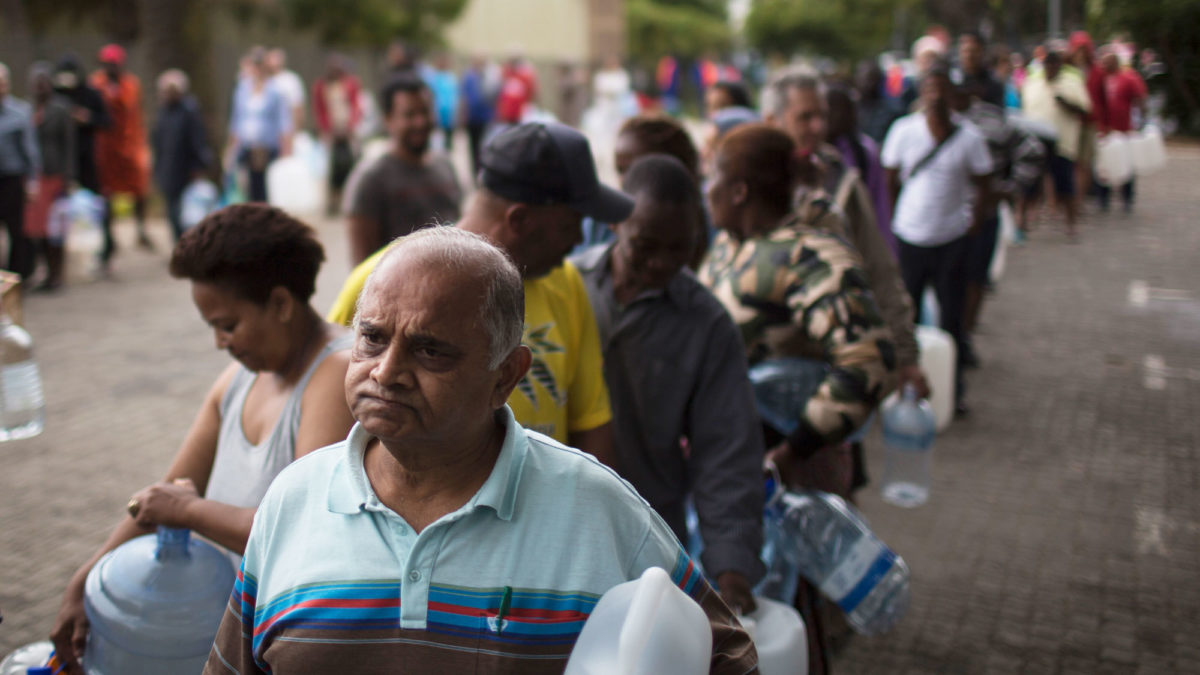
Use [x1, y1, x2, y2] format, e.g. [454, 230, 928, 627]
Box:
[505, 204, 536, 236]
[731, 181, 749, 207]
[492, 345, 532, 409]
[269, 286, 295, 323]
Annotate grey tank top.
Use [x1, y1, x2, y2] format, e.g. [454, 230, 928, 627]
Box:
[205, 333, 353, 511]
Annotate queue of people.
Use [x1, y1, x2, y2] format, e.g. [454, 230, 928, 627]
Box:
[21, 26, 1167, 674]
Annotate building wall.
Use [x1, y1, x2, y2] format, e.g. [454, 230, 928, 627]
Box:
[446, 0, 624, 67]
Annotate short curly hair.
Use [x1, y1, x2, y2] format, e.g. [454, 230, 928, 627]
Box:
[169, 204, 325, 305]
[617, 114, 700, 178]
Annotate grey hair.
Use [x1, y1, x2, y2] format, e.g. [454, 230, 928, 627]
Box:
[157, 68, 189, 94]
[761, 66, 826, 120]
[356, 225, 525, 370]
[28, 61, 54, 83]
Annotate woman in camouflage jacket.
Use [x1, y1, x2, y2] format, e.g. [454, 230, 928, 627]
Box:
[699, 123, 897, 489]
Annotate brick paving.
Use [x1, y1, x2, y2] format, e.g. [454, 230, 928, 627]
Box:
[2, 149, 1198, 673]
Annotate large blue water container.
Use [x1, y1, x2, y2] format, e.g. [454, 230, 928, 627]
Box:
[83, 527, 236, 674]
[749, 357, 873, 443]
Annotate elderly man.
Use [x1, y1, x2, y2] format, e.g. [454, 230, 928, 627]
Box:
[151, 69, 211, 242]
[204, 227, 757, 674]
[329, 122, 625, 466]
[571, 154, 765, 614]
[0, 62, 40, 281]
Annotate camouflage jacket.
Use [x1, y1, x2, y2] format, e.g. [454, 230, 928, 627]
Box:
[699, 204, 897, 457]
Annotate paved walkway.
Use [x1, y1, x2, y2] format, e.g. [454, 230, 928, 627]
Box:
[2, 150, 1198, 673]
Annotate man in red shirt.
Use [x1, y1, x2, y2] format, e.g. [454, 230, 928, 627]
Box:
[1096, 47, 1147, 212]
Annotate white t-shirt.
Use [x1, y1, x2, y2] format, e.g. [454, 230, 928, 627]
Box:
[881, 113, 994, 247]
[272, 70, 306, 109]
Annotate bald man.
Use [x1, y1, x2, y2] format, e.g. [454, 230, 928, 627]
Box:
[206, 227, 757, 674]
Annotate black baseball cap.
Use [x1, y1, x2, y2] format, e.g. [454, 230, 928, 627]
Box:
[479, 122, 634, 224]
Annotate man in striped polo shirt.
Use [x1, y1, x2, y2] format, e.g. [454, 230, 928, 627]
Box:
[205, 227, 757, 674]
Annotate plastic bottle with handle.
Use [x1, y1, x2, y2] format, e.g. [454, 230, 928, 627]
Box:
[880, 383, 936, 507]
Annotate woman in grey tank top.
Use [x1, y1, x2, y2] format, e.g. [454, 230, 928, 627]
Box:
[51, 205, 356, 670]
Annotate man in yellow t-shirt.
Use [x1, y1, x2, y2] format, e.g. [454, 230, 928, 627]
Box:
[328, 122, 633, 466]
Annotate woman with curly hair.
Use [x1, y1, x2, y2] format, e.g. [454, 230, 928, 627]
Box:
[50, 204, 355, 672]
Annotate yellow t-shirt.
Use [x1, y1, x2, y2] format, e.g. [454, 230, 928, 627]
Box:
[327, 250, 611, 444]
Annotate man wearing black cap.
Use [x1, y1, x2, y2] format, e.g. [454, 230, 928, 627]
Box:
[328, 122, 631, 467]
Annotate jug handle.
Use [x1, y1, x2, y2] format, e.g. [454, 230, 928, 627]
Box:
[617, 567, 670, 673]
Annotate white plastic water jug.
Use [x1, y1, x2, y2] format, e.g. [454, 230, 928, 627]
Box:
[741, 597, 808, 675]
[180, 179, 219, 231]
[1130, 126, 1167, 176]
[1095, 132, 1133, 187]
[885, 326, 955, 431]
[564, 566, 711, 675]
[83, 527, 235, 674]
[0, 641, 54, 675]
[989, 202, 1016, 284]
[267, 155, 323, 215]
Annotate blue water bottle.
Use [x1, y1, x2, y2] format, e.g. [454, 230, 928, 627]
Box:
[83, 527, 236, 674]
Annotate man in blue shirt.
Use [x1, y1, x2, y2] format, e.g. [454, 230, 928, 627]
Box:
[0, 63, 40, 280]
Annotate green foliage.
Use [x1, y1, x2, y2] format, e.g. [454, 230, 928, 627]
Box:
[744, 0, 910, 61]
[281, 0, 469, 49]
[1091, 0, 1200, 133]
[626, 0, 733, 67]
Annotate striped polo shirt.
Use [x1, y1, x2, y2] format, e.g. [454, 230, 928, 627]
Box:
[205, 407, 757, 674]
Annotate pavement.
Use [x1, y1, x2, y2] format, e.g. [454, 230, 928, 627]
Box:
[2, 147, 1198, 673]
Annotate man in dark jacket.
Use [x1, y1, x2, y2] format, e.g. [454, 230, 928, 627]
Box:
[151, 69, 211, 242]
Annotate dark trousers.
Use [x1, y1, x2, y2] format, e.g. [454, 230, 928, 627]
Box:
[100, 198, 116, 264]
[1097, 178, 1135, 210]
[467, 121, 489, 179]
[898, 234, 970, 402]
[165, 191, 184, 243]
[239, 147, 277, 203]
[0, 175, 34, 280]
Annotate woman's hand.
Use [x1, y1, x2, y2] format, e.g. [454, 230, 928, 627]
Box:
[49, 576, 90, 675]
[128, 478, 200, 529]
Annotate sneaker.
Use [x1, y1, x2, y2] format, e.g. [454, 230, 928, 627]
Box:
[1012, 229, 1027, 246]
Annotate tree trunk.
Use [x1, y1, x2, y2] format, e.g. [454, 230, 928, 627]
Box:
[1, 0, 36, 97]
